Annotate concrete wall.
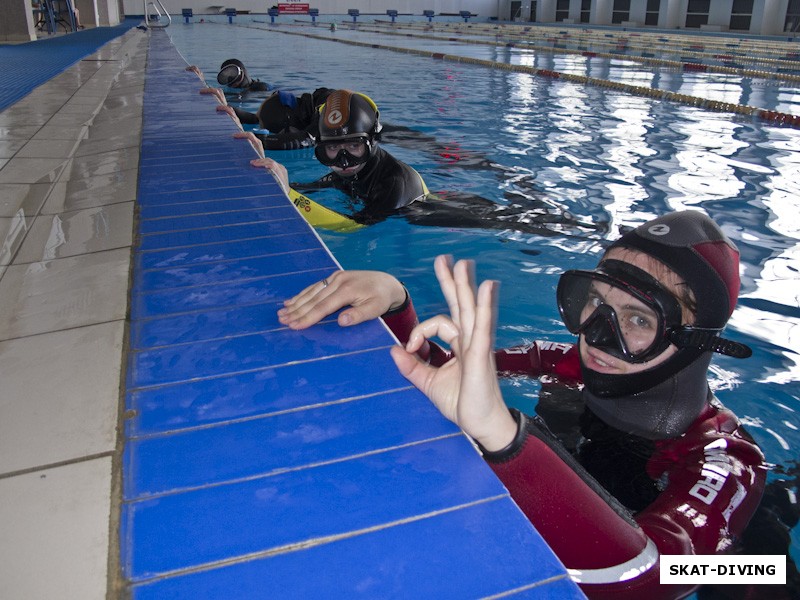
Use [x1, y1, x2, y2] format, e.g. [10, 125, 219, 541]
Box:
[123, 0, 794, 34]
[494, 0, 794, 35]
[123, 0, 499, 17]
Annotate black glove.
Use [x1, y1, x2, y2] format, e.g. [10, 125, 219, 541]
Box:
[255, 130, 314, 150]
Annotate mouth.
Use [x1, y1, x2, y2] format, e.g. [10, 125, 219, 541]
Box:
[333, 165, 360, 176]
[582, 345, 622, 373]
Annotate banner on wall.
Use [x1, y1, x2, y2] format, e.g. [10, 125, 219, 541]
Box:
[278, 3, 309, 14]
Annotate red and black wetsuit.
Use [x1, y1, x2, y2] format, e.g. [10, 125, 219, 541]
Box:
[383, 294, 766, 600]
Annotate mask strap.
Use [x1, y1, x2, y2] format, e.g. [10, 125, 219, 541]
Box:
[670, 328, 752, 358]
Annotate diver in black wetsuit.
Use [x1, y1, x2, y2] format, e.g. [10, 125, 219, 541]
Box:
[216, 59, 271, 94]
[296, 89, 429, 224]
[252, 89, 428, 224]
[243, 88, 335, 151]
[251, 89, 601, 235]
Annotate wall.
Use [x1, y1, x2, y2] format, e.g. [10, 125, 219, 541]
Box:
[123, 0, 499, 17]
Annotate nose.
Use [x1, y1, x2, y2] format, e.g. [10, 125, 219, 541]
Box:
[582, 305, 621, 351]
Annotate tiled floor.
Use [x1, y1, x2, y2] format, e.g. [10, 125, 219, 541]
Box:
[0, 27, 146, 599]
[0, 25, 584, 599]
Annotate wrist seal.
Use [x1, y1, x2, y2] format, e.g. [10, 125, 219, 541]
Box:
[476, 408, 528, 463]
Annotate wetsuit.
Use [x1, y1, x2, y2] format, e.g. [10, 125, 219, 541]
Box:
[234, 88, 335, 150]
[382, 296, 767, 600]
[293, 146, 428, 224]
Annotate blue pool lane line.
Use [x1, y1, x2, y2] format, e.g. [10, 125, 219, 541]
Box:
[122, 29, 584, 598]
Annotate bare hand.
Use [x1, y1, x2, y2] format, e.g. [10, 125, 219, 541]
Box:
[390, 256, 518, 452]
[233, 131, 264, 158]
[186, 65, 204, 79]
[250, 156, 289, 192]
[200, 87, 227, 105]
[278, 270, 407, 330]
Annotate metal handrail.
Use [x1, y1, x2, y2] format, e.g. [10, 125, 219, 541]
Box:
[143, 0, 171, 27]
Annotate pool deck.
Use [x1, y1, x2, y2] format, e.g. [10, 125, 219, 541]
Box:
[0, 25, 582, 599]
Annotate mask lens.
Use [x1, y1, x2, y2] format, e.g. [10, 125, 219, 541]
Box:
[315, 139, 369, 168]
[217, 64, 244, 87]
[557, 270, 666, 362]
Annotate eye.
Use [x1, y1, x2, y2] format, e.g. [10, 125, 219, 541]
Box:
[627, 312, 655, 330]
[586, 291, 603, 309]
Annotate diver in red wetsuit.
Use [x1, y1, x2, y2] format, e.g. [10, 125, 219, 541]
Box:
[277, 211, 767, 600]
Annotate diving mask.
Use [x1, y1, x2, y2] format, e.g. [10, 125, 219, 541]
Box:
[557, 260, 751, 363]
[314, 136, 371, 169]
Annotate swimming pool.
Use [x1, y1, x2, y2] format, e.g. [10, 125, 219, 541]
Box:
[167, 18, 799, 592]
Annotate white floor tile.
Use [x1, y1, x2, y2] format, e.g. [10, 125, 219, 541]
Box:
[14, 202, 134, 263]
[0, 157, 69, 184]
[0, 322, 123, 473]
[0, 457, 111, 600]
[0, 248, 130, 340]
[0, 213, 35, 266]
[41, 169, 138, 213]
[0, 183, 53, 217]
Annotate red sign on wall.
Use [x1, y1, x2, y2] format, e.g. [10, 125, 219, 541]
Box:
[278, 3, 309, 14]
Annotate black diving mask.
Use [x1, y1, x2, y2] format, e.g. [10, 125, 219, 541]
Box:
[557, 260, 751, 363]
[314, 137, 371, 169]
[216, 64, 250, 89]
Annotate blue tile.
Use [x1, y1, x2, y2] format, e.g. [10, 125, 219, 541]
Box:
[130, 268, 331, 319]
[138, 157, 260, 177]
[137, 174, 266, 195]
[136, 233, 321, 270]
[137, 205, 297, 235]
[130, 301, 285, 349]
[128, 497, 571, 598]
[135, 183, 271, 206]
[128, 319, 393, 388]
[137, 165, 250, 183]
[139, 196, 287, 220]
[136, 215, 308, 251]
[123, 436, 504, 579]
[126, 346, 413, 435]
[125, 387, 461, 499]
[134, 248, 335, 291]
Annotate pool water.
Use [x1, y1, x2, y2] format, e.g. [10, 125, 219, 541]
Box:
[167, 18, 799, 593]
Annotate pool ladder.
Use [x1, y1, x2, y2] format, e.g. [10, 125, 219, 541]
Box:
[143, 0, 171, 27]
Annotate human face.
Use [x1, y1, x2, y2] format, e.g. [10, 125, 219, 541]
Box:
[578, 248, 692, 375]
[315, 137, 370, 176]
[323, 140, 367, 161]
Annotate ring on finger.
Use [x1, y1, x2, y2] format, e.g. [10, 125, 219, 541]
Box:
[321, 278, 329, 288]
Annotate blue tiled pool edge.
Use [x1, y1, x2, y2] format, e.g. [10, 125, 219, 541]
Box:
[121, 29, 583, 598]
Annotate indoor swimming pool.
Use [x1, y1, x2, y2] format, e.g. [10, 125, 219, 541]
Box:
[165, 18, 799, 593]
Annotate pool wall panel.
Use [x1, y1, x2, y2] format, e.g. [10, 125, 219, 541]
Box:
[121, 29, 583, 598]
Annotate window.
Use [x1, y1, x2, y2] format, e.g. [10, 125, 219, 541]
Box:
[645, 0, 660, 26]
[730, 0, 753, 31]
[510, 0, 522, 20]
[785, 0, 800, 32]
[530, 0, 537, 21]
[685, 0, 710, 28]
[581, 0, 591, 23]
[612, 0, 630, 24]
[556, 0, 570, 22]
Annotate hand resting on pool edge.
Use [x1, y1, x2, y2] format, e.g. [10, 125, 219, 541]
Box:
[277, 269, 407, 330]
